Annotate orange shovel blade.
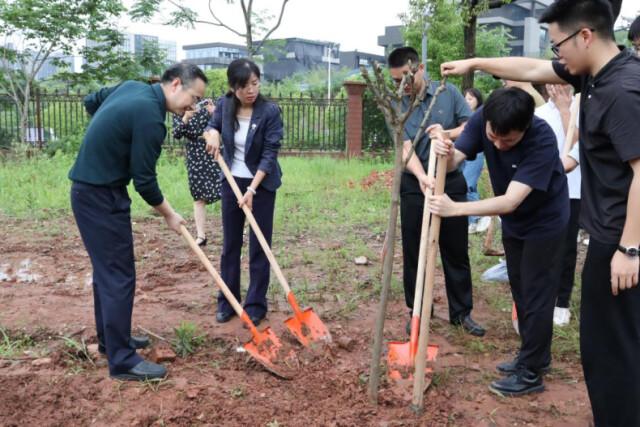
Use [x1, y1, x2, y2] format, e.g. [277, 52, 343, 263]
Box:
[284, 308, 332, 347]
[387, 342, 439, 381]
[243, 326, 297, 379]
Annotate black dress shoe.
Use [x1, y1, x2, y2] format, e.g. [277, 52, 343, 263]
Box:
[98, 335, 151, 355]
[489, 369, 544, 397]
[216, 311, 236, 323]
[242, 313, 265, 328]
[111, 360, 167, 381]
[452, 314, 486, 337]
[496, 356, 551, 375]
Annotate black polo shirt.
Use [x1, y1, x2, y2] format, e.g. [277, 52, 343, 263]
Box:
[552, 49, 640, 244]
[455, 108, 569, 240]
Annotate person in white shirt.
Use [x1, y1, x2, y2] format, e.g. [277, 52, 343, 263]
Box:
[535, 84, 580, 327]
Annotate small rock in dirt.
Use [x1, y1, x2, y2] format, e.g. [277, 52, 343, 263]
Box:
[186, 388, 199, 399]
[87, 344, 100, 359]
[354, 256, 369, 266]
[31, 357, 52, 367]
[0, 360, 12, 368]
[149, 347, 176, 363]
[336, 336, 356, 352]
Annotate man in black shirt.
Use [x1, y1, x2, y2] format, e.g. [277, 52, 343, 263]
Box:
[630, 16, 640, 56]
[440, 1, 640, 425]
[428, 88, 569, 396]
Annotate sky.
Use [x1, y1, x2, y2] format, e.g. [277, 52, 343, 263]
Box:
[119, 0, 640, 60]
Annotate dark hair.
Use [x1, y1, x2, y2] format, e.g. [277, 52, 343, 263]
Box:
[225, 58, 266, 130]
[161, 62, 208, 86]
[387, 46, 420, 68]
[463, 88, 484, 108]
[483, 88, 535, 136]
[629, 16, 640, 42]
[539, 0, 614, 41]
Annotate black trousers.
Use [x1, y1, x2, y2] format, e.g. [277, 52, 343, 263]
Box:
[70, 182, 142, 375]
[581, 239, 640, 427]
[400, 172, 473, 321]
[218, 178, 276, 318]
[503, 231, 564, 373]
[556, 199, 581, 308]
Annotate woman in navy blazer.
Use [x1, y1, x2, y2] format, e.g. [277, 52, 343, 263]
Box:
[203, 58, 283, 326]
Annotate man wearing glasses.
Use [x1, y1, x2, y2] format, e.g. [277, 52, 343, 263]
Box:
[387, 47, 486, 339]
[69, 62, 208, 381]
[441, 1, 640, 425]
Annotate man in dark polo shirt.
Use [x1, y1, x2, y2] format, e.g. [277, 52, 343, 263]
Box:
[440, 0, 640, 424]
[387, 47, 485, 337]
[428, 87, 569, 397]
[69, 62, 207, 381]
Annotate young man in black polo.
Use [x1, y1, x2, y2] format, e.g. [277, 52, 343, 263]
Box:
[387, 47, 485, 337]
[441, 0, 640, 424]
[69, 62, 207, 381]
[428, 87, 569, 397]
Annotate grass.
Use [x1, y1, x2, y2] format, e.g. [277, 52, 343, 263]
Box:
[0, 326, 35, 358]
[172, 321, 206, 358]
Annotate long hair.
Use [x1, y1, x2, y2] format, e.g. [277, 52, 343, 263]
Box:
[225, 58, 266, 131]
[464, 88, 484, 110]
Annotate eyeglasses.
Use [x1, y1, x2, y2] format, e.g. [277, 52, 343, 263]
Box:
[551, 28, 594, 57]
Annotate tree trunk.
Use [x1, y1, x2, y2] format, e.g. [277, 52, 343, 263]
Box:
[462, 13, 477, 91]
[368, 128, 405, 403]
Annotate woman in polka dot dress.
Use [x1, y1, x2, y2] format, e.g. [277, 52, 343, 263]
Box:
[172, 99, 222, 246]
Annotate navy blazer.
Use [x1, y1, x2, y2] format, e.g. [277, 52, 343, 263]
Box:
[206, 95, 283, 192]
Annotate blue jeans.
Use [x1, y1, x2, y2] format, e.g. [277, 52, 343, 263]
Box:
[461, 153, 485, 225]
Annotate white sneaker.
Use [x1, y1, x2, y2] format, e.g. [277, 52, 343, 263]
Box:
[468, 223, 478, 234]
[553, 307, 571, 327]
[475, 216, 492, 233]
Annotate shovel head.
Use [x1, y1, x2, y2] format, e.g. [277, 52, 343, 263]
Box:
[242, 323, 297, 379]
[284, 308, 332, 347]
[387, 342, 439, 381]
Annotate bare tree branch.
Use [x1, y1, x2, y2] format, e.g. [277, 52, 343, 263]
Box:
[254, 0, 289, 54]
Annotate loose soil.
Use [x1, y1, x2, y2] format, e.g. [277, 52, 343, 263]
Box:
[0, 216, 591, 426]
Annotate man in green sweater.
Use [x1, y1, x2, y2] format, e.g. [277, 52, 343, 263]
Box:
[69, 62, 207, 381]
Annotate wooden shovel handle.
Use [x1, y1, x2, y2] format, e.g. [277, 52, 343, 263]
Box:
[411, 141, 438, 318]
[179, 225, 244, 317]
[216, 156, 294, 297]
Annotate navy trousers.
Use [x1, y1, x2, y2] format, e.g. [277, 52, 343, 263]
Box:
[70, 182, 142, 375]
[502, 231, 564, 373]
[218, 178, 276, 318]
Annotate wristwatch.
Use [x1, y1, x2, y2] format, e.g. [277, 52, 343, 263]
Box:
[618, 245, 640, 257]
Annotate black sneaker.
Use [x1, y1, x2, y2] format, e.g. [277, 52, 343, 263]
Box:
[496, 357, 551, 375]
[111, 360, 167, 382]
[216, 311, 236, 323]
[489, 369, 544, 397]
[451, 314, 486, 337]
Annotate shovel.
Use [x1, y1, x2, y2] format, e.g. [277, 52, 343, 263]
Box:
[216, 156, 332, 348]
[179, 225, 296, 379]
[412, 153, 448, 410]
[387, 142, 439, 381]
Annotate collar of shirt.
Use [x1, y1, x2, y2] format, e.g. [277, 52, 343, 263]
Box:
[151, 83, 167, 117]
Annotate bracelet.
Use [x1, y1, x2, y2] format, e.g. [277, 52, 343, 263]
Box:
[247, 186, 257, 195]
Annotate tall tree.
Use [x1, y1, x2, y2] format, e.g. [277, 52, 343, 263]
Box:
[0, 0, 126, 142]
[130, 0, 291, 58]
[402, 0, 511, 92]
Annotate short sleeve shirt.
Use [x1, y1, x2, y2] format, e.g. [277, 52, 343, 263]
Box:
[455, 108, 569, 240]
[552, 49, 640, 244]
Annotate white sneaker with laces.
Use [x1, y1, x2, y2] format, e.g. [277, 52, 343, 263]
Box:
[553, 307, 571, 327]
[475, 216, 492, 233]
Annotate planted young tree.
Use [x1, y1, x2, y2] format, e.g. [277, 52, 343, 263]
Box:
[0, 0, 126, 143]
[361, 62, 448, 403]
[130, 0, 291, 58]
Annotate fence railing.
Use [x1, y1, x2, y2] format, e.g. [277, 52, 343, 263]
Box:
[0, 90, 357, 152]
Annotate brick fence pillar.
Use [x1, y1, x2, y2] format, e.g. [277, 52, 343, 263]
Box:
[343, 81, 367, 158]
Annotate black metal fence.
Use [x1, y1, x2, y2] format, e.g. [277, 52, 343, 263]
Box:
[0, 90, 351, 152]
